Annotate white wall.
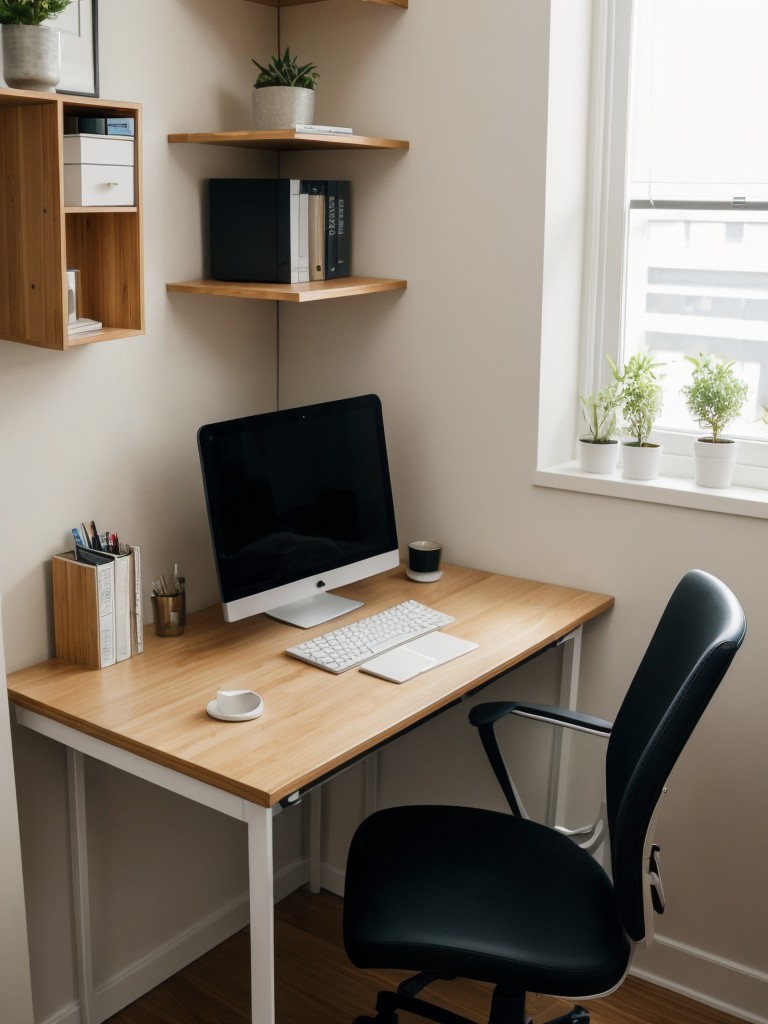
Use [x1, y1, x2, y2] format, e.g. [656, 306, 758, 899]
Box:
[3, 2, 300, 1021]
[0, 602, 34, 1023]
[2, 1, 766, 1022]
[281, 1, 767, 1021]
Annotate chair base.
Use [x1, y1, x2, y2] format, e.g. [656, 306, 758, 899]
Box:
[353, 973, 590, 1024]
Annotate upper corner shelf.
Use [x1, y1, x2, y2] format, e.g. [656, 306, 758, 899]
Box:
[245, 0, 407, 7]
[167, 129, 408, 152]
[166, 277, 407, 303]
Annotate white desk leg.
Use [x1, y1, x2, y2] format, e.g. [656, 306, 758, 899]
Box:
[244, 802, 276, 1024]
[547, 626, 582, 828]
[67, 749, 95, 1024]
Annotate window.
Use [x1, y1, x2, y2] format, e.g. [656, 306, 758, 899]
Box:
[591, 0, 768, 463]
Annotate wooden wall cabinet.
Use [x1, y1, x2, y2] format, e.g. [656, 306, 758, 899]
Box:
[0, 89, 144, 350]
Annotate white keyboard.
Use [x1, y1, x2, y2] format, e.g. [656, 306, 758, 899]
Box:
[286, 600, 455, 674]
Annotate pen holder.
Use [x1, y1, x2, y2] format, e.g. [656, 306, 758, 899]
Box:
[152, 593, 186, 636]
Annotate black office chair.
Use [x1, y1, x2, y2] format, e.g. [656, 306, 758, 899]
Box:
[343, 570, 746, 1024]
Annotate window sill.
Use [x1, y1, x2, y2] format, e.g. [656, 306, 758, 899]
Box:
[534, 459, 768, 520]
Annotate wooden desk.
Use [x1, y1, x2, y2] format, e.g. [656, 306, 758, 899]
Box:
[6, 564, 613, 1024]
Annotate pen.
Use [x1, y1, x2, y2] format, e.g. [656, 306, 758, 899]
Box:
[90, 521, 103, 551]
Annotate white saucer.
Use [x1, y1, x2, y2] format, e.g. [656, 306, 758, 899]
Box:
[406, 568, 443, 583]
[207, 691, 264, 722]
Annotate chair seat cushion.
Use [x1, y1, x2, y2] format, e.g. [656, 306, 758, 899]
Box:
[343, 805, 631, 997]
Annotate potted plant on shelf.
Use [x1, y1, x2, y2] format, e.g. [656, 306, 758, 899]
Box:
[681, 353, 748, 489]
[578, 381, 621, 473]
[609, 351, 665, 481]
[251, 47, 319, 130]
[0, 0, 71, 92]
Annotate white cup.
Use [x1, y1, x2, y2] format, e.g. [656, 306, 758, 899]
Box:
[216, 689, 259, 716]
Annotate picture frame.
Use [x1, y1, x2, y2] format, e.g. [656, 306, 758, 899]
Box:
[57, 0, 99, 97]
[0, 0, 99, 96]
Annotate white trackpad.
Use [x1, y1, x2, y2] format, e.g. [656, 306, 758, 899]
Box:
[361, 632, 478, 683]
[361, 647, 436, 683]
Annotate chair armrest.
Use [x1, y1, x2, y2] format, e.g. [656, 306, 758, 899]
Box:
[469, 701, 612, 737]
[468, 702, 612, 817]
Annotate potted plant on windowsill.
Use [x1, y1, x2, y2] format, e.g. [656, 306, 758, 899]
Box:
[578, 381, 621, 473]
[251, 48, 319, 130]
[0, 0, 71, 92]
[610, 352, 665, 481]
[681, 353, 748, 489]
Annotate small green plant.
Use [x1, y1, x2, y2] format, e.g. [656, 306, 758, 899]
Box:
[681, 353, 748, 443]
[609, 351, 665, 446]
[252, 48, 319, 90]
[579, 381, 621, 443]
[0, 0, 72, 25]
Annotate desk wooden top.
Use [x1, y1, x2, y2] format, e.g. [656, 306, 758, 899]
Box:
[6, 565, 613, 808]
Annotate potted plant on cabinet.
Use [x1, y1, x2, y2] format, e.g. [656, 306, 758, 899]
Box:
[251, 47, 319, 130]
[0, 0, 71, 92]
[578, 381, 621, 473]
[681, 353, 748, 489]
[609, 351, 665, 481]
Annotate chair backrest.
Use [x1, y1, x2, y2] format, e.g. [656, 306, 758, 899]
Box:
[605, 570, 746, 942]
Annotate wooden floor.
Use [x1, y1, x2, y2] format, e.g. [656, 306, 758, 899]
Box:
[106, 887, 746, 1024]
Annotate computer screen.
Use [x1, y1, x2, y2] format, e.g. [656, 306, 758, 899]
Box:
[198, 394, 400, 628]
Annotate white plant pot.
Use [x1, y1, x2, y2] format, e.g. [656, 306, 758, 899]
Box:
[578, 438, 619, 474]
[621, 441, 663, 481]
[252, 86, 316, 129]
[1, 23, 61, 92]
[693, 437, 738, 489]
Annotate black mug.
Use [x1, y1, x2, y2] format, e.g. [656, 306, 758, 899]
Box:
[408, 540, 442, 576]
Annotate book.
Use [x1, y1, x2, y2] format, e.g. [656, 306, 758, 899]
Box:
[300, 180, 351, 280]
[68, 318, 103, 336]
[209, 178, 308, 284]
[123, 543, 144, 654]
[78, 544, 131, 662]
[325, 181, 352, 279]
[308, 192, 326, 280]
[294, 180, 310, 283]
[52, 550, 116, 669]
[301, 180, 327, 281]
[294, 123, 353, 135]
[334, 180, 351, 279]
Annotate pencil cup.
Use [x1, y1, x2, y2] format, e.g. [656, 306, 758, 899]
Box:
[152, 594, 186, 636]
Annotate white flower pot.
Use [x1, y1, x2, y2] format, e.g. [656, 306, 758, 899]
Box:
[693, 437, 738, 489]
[1, 24, 61, 92]
[621, 442, 663, 481]
[578, 438, 619, 474]
[252, 86, 315, 129]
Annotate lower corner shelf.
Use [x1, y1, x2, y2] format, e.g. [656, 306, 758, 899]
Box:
[166, 277, 407, 303]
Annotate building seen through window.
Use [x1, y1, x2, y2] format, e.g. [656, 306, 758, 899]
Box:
[621, 0, 768, 445]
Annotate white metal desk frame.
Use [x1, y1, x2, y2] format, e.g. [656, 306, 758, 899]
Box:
[14, 627, 582, 1024]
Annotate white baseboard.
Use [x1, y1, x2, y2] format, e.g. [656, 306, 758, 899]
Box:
[40, 857, 311, 1024]
[633, 933, 768, 1024]
[319, 862, 345, 897]
[43, 862, 766, 1024]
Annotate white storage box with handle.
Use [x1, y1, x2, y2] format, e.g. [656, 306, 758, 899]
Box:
[63, 134, 135, 206]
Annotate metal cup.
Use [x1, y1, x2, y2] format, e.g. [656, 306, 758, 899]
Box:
[152, 593, 186, 636]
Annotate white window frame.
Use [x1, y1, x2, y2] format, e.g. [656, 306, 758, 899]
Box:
[535, 0, 768, 519]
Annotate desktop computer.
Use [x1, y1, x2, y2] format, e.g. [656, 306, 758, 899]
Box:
[198, 394, 400, 628]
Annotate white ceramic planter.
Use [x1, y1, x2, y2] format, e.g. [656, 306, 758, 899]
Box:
[252, 86, 315, 129]
[621, 441, 663, 481]
[578, 438, 619, 474]
[1, 24, 60, 92]
[693, 437, 738, 488]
